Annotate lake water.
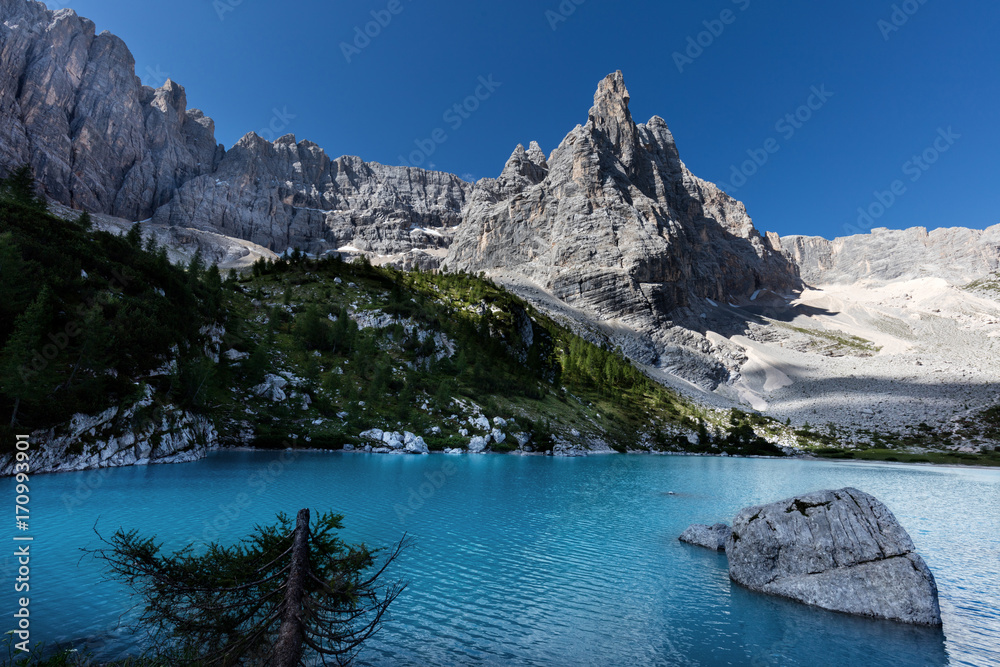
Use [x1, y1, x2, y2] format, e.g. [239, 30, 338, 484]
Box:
[3, 452, 998, 666]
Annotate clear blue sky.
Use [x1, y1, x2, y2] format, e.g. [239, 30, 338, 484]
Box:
[64, 0, 998, 240]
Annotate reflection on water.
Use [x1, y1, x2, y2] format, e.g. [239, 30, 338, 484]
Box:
[3, 452, 996, 666]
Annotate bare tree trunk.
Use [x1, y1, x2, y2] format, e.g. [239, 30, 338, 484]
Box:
[9, 397, 19, 428]
[274, 508, 310, 667]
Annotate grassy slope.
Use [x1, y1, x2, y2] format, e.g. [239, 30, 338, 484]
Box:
[211, 255, 787, 456]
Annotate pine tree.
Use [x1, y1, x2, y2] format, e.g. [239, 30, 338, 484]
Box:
[0, 232, 34, 337]
[91, 509, 407, 666]
[0, 165, 44, 209]
[125, 222, 143, 249]
[0, 286, 59, 426]
[187, 249, 205, 280]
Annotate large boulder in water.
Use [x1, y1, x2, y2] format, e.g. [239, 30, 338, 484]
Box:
[725, 487, 942, 626]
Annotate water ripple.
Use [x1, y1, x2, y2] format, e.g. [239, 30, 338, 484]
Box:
[1, 452, 997, 666]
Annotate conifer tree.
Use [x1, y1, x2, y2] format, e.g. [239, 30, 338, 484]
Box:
[0, 164, 45, 209]
[92, 509, 406, 666]
[0, 286, 59, 426]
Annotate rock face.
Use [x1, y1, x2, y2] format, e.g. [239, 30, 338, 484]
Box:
[0, 0, 223, 219]
[726, 488, 942, 626]
[0, 1, 472, 262]
[446, 71, 801, 385]
[0, 386, 216, 475]
[150, 135, 472, 260]
[679, 523, 731, 551]
[781, 225, 1000, 286]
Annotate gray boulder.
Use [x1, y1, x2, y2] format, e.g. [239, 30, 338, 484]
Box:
[253, 374, 288, 402]
[679, 523, 731, 551]
[403, 432, 429, 454]
[726, 487, 941, 626]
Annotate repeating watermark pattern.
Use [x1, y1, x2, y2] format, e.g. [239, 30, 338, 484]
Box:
[846, 126, 959, 235]
[141, 65, 171, 89]
[545, 0, 589, 31]
[255, 107, 297, 142]
[673, 0, 752, 74]
[393, 459, 458, 524]
[62, 467, 111, 516]
[397, 75, 502, 169]
[10, 434, 32, 654]
[718, 85, 834, 194]
[878, 0, 930, 40]
[185, 448, 301, 548]
[340, 0, 414, 64]
[214, 0, 245, 21]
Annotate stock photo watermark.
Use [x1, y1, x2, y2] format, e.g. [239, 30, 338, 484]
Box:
[187, 448, 301, 547]
[545, 0, 589, 31]
[846, 126, 959, 235]
[141, 65, 171, 89]
[213, 0, 245, 21]
[397, 74, 502, 169]
[10, 434, 32, 654]
[718, 85, 834, 194]
[255, 107, 296, 142]
[673, 0, 752, 74]
[340, 0, 414, 63]
[393, 459, 458, 524]
[878, 0, 930, 40]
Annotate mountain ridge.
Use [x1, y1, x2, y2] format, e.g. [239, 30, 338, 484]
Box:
[0, 0, 471, 266]
[3, 0, 1000, 445]
[3, 1, 996, 287]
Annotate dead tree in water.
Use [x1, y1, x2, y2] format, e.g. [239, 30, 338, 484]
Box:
[92, 508, 407, 666]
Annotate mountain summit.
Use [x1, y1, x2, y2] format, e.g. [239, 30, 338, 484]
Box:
[447, 72, 800, 384]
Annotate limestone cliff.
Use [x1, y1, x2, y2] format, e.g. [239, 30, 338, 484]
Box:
[0, 0, 471, 261]
[781, 225, 1000, 286]
[0, 0, 223, 219]
[446, 72, 801, 385]
[150, 133, 471, 260]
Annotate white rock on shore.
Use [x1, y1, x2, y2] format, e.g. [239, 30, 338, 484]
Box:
[0, 386, 216, 476]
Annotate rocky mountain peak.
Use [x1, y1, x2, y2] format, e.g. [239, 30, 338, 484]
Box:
[525, 141, 548, 169]
[587, 70, 640, 170]
[0, 0, 472, 265]
[495, 143, 549, 196]
[448, 71, 801, 388]
[589, 70, 632, 127]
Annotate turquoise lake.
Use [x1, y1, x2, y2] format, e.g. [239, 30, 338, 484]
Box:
[3, 452, 999, 666]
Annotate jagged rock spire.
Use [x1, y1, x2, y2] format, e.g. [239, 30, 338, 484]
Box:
[588, 70, 640, 170]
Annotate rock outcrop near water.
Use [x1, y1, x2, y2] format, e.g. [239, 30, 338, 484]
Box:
[0, 0, 471, 261]
[679, 523, 731, 551]
[781, 225, 1000, 286]
[446, 72, 801, 384]
[0, 385, 216, 476]
[725, 488, 942, 626]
